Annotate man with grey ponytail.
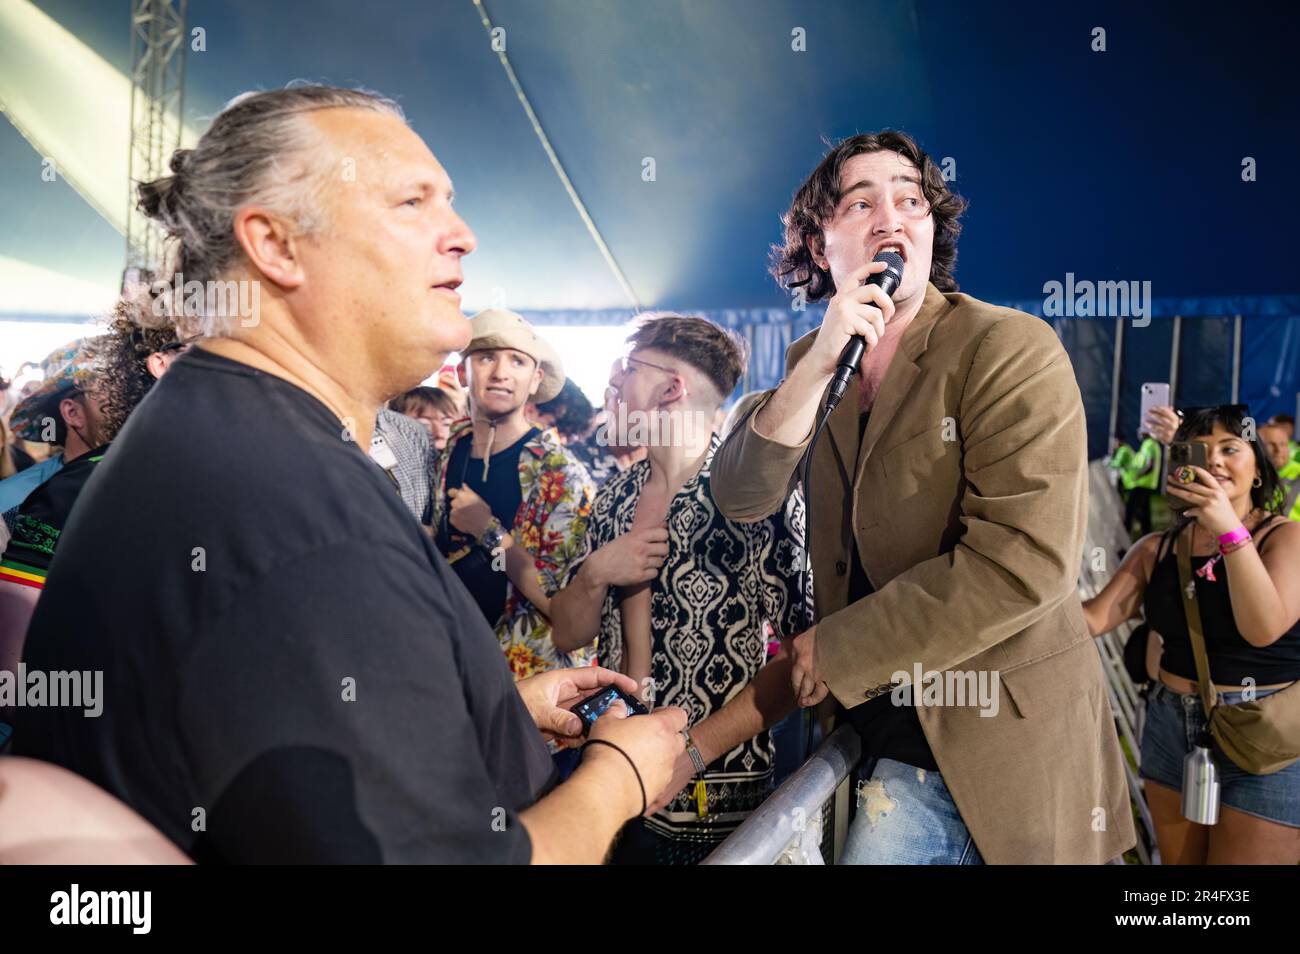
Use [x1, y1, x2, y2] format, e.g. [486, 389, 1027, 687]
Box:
[17, 84, 686, 864]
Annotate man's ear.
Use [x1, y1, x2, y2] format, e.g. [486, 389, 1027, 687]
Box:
[457, 361, 469, 388]
[58, 395, 85, 430]
[808, 233, 827, 271]
[232, 206, 305, 290]
[145, 352, 168, 380]
[660, 374, 688, 406]
[528, 364, 544, 399]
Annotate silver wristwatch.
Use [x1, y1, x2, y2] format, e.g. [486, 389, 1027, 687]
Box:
[478, 518, 505, 553]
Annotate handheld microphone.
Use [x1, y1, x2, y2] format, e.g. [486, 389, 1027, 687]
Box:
[823, 250, 904, 413]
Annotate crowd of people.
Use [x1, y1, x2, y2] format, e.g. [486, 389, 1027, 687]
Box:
[1, 84, 1297, 865]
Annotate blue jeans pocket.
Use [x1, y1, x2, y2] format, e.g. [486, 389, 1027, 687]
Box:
[839, 758, 984, 865]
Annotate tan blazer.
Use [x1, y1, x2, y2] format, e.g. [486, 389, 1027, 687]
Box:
[712, 283, 1134, 864]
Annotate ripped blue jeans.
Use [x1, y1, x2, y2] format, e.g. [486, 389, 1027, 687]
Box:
[839, 758, 984, 865]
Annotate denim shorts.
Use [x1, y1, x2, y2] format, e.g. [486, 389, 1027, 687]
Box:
[839, 758, 984, 865]
[1139, 682, 1300, 828]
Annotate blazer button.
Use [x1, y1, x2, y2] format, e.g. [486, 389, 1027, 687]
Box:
[864, 688, 877, 698]
[835, 560, 848, 575]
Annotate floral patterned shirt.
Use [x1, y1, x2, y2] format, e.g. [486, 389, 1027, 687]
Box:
[432, 419, 596, 678]
[567, 436, 807, 845]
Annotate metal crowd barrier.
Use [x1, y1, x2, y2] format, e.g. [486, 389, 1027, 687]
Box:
[1078, 459, 1160, 865]
[702, 725, 860, 865]
[704, 459, 1159, 865]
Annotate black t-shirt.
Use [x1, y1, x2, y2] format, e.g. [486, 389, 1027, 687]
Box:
[839, 545, 940, 772]
[0, 445, 107, 587]
[15, 349, 555, 863]
[435, 427, 536, 627]
[836, 409, 939, 772]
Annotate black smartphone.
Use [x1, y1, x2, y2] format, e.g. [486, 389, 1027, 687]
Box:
[1167, 441, 1210, 511]
[571, 686, 649, 735]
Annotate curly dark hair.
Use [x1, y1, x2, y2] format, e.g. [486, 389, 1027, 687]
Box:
[1172, 405, 1282, 518]
[83, 300, 180, 441]
[771, 130, 968, 300]
[535, 379, 595, 441]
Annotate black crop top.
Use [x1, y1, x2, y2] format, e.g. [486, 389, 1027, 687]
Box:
[1143, 516, 1300, 684]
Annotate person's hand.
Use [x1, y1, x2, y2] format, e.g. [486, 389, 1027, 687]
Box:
[1164, 465, 1243, 537]
[1144, 405, 1180, 445]
[803, 260, 896, 378]
[516, 666, 640, 747]
[448, 485, 494, 538]
[647, 748, 698, 816]
[588, 527, 669, 587]
[585, 705, 687, 820]
[790, 626, 828, 707]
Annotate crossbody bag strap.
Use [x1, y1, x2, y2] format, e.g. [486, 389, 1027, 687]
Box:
[1175, 529, 1219, 715]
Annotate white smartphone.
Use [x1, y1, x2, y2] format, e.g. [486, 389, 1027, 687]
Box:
[1139, 383, 1170, 435]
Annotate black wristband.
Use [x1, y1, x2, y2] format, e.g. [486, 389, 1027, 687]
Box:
[582, 738, 647, 817]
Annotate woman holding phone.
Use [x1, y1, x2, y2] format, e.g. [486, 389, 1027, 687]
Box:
[1083, 405, 1300, 863]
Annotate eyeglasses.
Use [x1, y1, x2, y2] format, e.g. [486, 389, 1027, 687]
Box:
[619, 355, 677, 376]
[616, 354, 691, 404]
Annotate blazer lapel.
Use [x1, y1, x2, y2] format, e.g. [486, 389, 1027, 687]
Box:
[857, 283, 952, 476]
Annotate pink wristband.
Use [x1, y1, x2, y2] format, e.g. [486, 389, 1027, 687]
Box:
[1218, 525, 1251, 551]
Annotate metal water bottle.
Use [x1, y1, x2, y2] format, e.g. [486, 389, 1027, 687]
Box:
[1181, 736, 1220, 825]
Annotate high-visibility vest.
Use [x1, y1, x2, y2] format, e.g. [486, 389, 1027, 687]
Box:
[1108, 444, 1135, 481]
[1279, 459, 1300, 521]
[1129, 438, 1162, 491]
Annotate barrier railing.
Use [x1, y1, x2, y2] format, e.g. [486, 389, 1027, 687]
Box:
[702, 724, 859, 865]
[1078, 459, 1160, 864]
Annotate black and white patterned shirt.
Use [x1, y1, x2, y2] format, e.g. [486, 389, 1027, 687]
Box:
[569, 434, 623, 489]
[571, 435, 807, 844]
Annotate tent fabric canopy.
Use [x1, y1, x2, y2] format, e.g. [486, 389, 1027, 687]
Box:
[3, 0, 1296, 315]
[2, 0, 1296, 455]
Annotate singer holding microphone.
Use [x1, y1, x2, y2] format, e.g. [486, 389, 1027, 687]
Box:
[712, 131, 1134, 864]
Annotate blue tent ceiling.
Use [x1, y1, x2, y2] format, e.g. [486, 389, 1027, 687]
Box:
[0, 114, 122, 291]
[3, 0, 1297, 317]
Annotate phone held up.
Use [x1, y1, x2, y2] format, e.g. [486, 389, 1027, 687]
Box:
[1168, 440, 1210, 512]
[1139, 382, 1170, 435]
